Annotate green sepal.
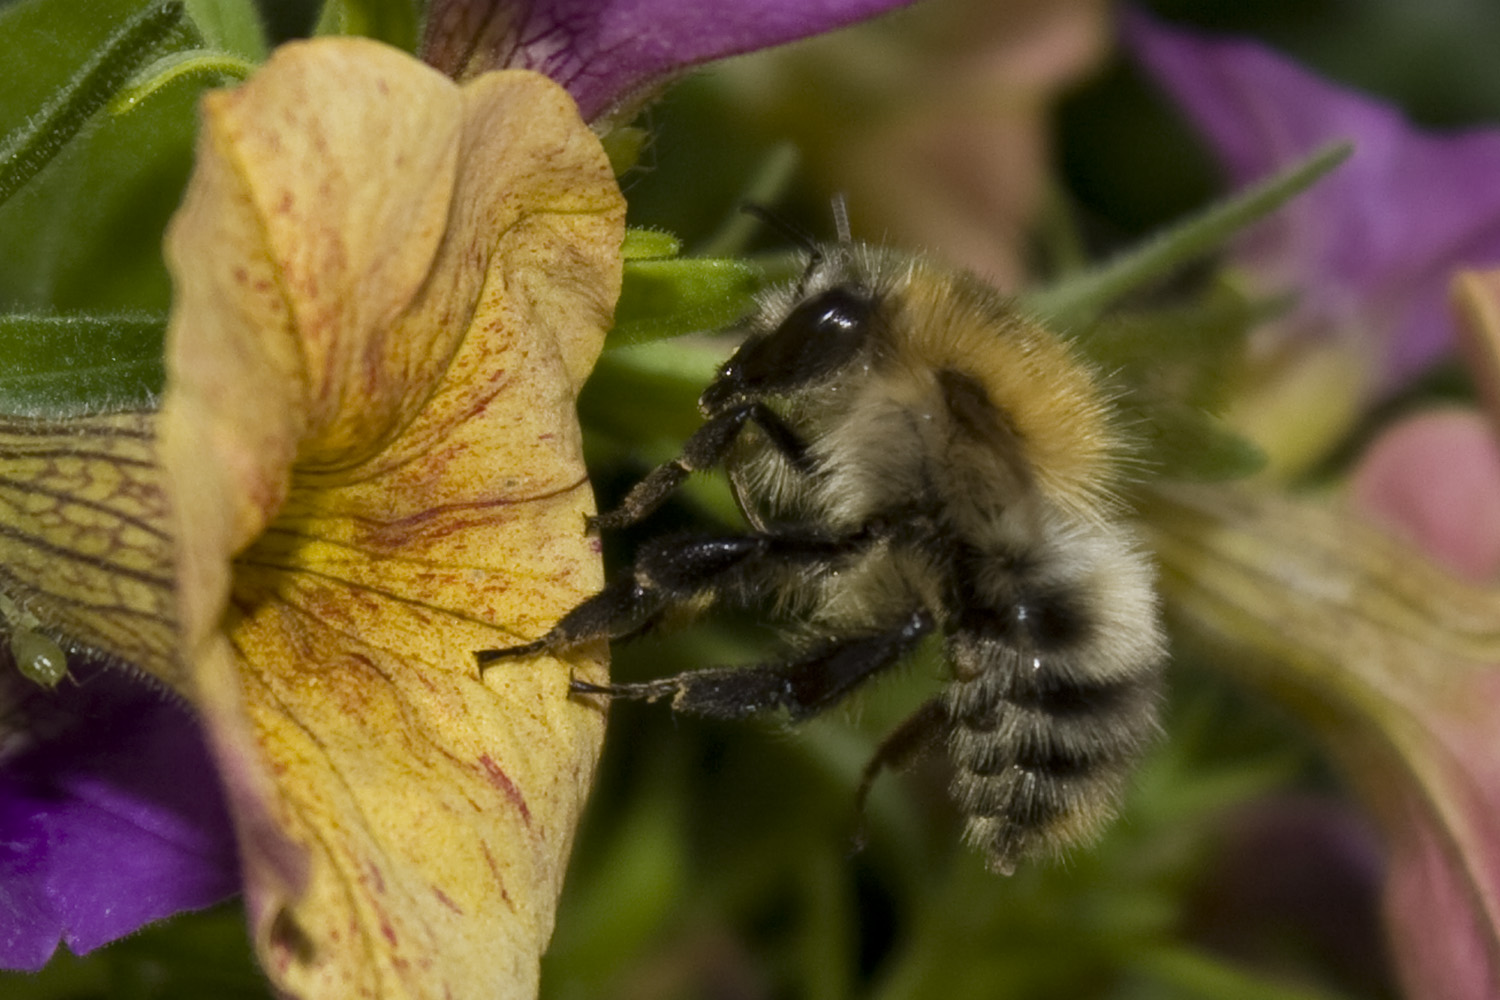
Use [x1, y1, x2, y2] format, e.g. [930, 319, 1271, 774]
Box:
[0, 314, 167, 416]
[113, 0, 264, 112]
[610, 257, 760, 348]
[313, 0, 420, 50]
[1024, 142, 1351, 326]
[110, 49, 257, 113]
[601, 126, 648, 176]
[182, 0, 266, 60]
[621, 228, 683, 261]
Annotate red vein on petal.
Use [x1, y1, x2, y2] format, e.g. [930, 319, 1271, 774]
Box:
[476, 753, 531, 826]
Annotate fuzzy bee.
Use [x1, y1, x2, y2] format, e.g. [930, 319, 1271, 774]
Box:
[477, 218, 1166, 874]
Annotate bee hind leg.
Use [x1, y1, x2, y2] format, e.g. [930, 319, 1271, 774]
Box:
[572, 609, 935, 722]
[853, 697, 952, 835]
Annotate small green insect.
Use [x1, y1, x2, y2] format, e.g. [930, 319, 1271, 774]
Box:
[0, 593, 70, 689]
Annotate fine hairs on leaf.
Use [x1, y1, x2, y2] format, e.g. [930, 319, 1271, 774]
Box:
[0, 313, 168, 415]
[0, 2, 186, 208]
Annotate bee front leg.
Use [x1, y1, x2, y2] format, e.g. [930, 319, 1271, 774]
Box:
[589, 401, 810, 532]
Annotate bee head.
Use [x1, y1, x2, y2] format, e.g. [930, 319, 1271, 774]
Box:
[699, 278, 879, 413]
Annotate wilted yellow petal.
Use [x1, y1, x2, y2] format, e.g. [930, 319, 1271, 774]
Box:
[158, 38, 623, 999]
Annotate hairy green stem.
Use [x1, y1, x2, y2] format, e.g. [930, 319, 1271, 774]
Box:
[1025, 142, 1352, 326]
[0, 1, 186, 207]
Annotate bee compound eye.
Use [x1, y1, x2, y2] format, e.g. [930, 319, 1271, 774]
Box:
[781, 285, 877, 359]
[702, 285, 878, 411]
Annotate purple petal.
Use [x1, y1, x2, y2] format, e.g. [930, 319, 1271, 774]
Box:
[0, 664, 239, 970]
[0, 777, 55, 970]
[422, 0, 918, 121]
[1123, 9, 1500, 383]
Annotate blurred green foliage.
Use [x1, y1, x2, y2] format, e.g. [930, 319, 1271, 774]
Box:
[6, 0, 1499, 995]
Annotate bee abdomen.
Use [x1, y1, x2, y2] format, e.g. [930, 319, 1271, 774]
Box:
[943, 623, 1162, 874]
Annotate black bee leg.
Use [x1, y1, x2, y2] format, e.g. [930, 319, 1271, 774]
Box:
[476, 529, 851, 669]
[589, 401, 810, 532]
[853, 697, 952, 827]
[475, 573, 661, 666]
[571, 609, 936, 721]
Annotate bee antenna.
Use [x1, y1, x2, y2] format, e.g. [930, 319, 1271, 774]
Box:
[830, 193, 851, 245]
[740, 201, 825, 297]
[739, 201, 820, 255]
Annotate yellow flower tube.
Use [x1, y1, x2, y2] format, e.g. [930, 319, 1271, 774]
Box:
[157, 38, 623, 999]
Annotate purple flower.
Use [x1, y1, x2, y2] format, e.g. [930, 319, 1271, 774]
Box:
[1123, 9, 1500, 385]
[0, 664, 237, 970]
[421, 0, 919, 122]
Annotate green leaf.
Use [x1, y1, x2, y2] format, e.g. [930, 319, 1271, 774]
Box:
[1145, 406, 1266, 482]
[0, 902, 270, 999]
[693, 142, 801, 258]
[540, 769, 688, 997]
[1066, 281, 1275, 483]
[611, 257, 761, 347]
[581, 338, 745, 522]
[582, 338, 726, 446]
[0, 314, 167, 415]
[601, 125, 648, 175]
[0, 1, 187, 208]
[1024, 142, 1352, 326]
[1075, 283, 1273, 407]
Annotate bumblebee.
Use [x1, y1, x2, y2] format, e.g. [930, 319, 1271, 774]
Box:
[478, 224, 1166, 874]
